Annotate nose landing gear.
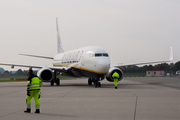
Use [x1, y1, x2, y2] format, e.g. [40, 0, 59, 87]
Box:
[51, 71, 60, 86]
[88, 77, 101, 88]
[88, 78, 92, 85]
[94, 81, 101, 88]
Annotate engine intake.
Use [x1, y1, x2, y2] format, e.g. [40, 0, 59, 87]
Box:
[106, 67, 123, 82]
[37, 67, 53, 82]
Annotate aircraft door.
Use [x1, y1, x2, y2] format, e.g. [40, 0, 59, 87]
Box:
[80, 52, 96, 68]
[87, 52, 96, 68]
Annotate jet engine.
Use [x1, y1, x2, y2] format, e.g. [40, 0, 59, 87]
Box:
[106, 67, 123, 82]
[37, 67, 53, 82]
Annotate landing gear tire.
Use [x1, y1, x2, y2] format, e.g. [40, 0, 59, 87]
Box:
[94, 82, 98, 88]
[56, 78, 60, 86]
[88, 78, 92, 85]
[51, 80, 54, 86]
[98, 82, 101, 87]
[94, 82, 101, 88]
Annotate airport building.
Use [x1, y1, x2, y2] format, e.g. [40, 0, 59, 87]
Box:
[146, 70, 165, 77]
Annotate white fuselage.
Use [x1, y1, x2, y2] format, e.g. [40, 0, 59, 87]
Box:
[53, 46, 110, 77]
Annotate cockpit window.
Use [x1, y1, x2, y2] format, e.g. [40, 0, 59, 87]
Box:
[95, 53, 102, 57]
[102, 53, 109, 57]
[95, 53, 109, 57]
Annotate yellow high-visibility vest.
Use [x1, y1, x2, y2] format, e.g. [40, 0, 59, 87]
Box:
[27, 77, 42, 90]
[112, 72, 119, 79]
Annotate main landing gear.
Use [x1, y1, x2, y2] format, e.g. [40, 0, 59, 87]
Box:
[51, 71, 60, 86]
[88, 78, 101, 88]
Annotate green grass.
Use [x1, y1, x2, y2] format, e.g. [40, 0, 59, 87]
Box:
[0, 80, 25, 82]
[2, 76, 27, 78]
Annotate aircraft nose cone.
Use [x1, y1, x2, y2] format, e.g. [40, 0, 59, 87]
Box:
[96, 58, 110, 73]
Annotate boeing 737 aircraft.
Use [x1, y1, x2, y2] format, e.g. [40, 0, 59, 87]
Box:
[0, 18, 173, 87]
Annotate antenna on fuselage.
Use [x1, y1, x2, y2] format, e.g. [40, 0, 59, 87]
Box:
[56, 17, 64, 53]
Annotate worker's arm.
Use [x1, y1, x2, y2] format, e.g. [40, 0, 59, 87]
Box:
[39, 79, 42, 87]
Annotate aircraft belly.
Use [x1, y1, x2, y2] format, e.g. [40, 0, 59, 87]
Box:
[70, 65, 105, 77]
[71, 67, 84, 77]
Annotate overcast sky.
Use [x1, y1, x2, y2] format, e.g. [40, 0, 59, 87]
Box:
[0, 0, 179, 70]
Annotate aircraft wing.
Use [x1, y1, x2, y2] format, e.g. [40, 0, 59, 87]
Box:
[113, 60, 172, 67]
[19, 54, 54, 59]
[0, 63, 43, 69]
[0, 63, 68, 72]
[113, 47, 173, 67]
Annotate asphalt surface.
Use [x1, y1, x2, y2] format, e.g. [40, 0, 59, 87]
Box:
[0, 77, 179, 120]
[126, 77, 180, 90]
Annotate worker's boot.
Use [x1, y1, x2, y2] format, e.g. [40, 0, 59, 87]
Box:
[24, 108, 31, 113]
[35, 109, 40, 113]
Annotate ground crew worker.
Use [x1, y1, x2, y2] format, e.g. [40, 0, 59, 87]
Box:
[24, 69, 42, 113]
[112, 71, 119, 89]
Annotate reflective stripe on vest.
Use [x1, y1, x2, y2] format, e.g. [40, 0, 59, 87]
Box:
[112, 72, 120, 79]
[27, 77, 41, 90]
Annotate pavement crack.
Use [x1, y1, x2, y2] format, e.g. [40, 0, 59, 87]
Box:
[0, 110, 22, 118]
[131, 93, 138, 120]
[61, 87, 77, 98]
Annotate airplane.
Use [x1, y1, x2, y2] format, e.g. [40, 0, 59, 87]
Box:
[0, 18, 173, 87]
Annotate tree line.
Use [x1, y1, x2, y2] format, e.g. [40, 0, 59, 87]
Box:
[1, 69, 38, 77]
[123, 61, 180, 74]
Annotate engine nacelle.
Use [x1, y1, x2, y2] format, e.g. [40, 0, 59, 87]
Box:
[37, 67, 53, 82]
[106, 67, 123, 82]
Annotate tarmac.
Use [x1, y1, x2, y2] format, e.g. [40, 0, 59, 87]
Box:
[0, 77, 180, 120]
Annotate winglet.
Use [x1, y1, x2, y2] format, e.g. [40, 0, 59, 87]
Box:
[56, 17, 64, 53]
[169, 47, 173, 61]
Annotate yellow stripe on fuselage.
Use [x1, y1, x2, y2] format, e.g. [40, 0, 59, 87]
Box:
[53, 64, 107, 74]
